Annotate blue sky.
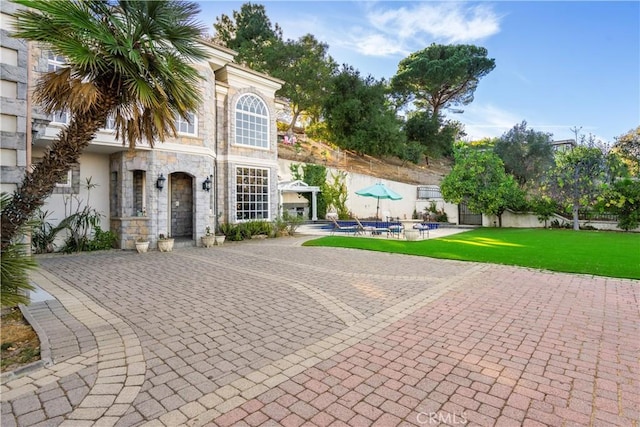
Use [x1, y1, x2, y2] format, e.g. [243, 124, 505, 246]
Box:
[197, 1, 639, 143]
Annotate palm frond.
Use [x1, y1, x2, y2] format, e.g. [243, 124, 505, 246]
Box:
[12, 0, 209, 149]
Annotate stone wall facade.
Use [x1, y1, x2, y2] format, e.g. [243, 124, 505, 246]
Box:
[8, 34, 282, 250]
[0, 2, 28, 192]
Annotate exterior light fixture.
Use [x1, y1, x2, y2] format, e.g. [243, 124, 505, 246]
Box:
[156, 173, 166, 190]
[202, 176, 212, 192]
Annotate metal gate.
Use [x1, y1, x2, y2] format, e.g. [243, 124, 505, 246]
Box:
[458, 203, 482, 225]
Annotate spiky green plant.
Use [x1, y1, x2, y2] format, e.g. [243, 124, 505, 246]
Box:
[1, 194, 36, 307]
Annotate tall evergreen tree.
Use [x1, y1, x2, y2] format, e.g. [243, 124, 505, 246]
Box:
[391, 43, 495, 117]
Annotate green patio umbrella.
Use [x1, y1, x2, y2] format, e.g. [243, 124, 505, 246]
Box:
[355, 183, 403, 220]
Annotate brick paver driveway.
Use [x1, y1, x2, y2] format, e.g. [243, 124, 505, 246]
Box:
[2, 237, 638, 426]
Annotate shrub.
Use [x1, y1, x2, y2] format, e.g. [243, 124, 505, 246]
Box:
[86, 226, 117, 251]
[31, 209, 63, 254]
[283, 212, 304, 235]
[1, 242, 36, 307]
[598, 178, 640, 231]
[219, 223, 242, 241]
[1, 193, 36, 307]
[424, 201, 448, 222]
[243, 220, 272, 237]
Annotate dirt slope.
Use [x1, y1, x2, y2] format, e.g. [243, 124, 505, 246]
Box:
[278, 134, 451, 185]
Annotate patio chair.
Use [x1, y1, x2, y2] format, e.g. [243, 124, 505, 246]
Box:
[354, 217, 389, 236]
[413, 223, 430, 239]
[329, 217, 359, 235]
[388, 223, 404, 238]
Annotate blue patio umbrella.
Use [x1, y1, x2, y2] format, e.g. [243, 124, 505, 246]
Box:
[355, 183, 403, 220]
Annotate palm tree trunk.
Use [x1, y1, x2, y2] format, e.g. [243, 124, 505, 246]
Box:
[1, 105, 113, 251]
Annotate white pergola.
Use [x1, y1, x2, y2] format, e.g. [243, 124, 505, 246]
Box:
[278, 180, 320, 221]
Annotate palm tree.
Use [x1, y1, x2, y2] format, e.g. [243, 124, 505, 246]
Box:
[1, 0, 209, 251]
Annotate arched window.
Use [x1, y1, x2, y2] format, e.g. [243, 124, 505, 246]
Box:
[235, 94, 269, 149]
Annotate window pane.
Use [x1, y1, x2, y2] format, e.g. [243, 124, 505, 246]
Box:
[236, 167, 269, 221]
[234, 95, 268, 148]
[174, 113, 197, 136]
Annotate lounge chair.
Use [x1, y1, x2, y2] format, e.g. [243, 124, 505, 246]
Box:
[354, 217, 389, 236]
[329, 217, 359, 235]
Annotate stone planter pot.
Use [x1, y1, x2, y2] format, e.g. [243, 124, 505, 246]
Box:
[404, 229, 420, 241]
[157, 238, 174, 252]
[214, 235, 226, 246]
[201, 235, 216, 248]
[135, 241, 150, 253]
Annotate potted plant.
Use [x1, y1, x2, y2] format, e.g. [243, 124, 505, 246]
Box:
[201, 226, 216, 248]
[157, 233, 174, 252]
[135, 237, 149, 253]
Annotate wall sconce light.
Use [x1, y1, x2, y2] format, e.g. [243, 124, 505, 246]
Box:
[202, 176, 212, 192]
[156, 173, 166, 190]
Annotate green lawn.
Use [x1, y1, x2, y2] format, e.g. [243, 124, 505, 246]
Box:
[303, 228, 640, 279]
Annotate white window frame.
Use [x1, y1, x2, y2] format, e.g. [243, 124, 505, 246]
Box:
[54, 170, 72, 188]
[235, 166, 270, 221]
[175, 112, 197, 136]
[47, 52, 70, 124]
[234, 94, 269, 149]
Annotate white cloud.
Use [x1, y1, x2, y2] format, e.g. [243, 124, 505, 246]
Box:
[457, 104, 522, 140]
[369, 3, 500, 42]
[343, 30, 409, 57]
[343, 2, 502, 57]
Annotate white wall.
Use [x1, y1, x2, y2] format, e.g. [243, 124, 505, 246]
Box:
[278, 159, 457, 221]
[485, 210, 629, 232]
[484, 210, 545, 228]
[37, 151, 111, 228]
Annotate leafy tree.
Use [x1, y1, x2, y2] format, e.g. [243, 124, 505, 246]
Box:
[266, 34, 337, 131]
[2, 0, 207, 252]
[404, 110, 462, 159]
[468, 137, 498, 149]
[391, 43, 496, 117]
[597, 178, 640, 231]
[529, 195, 559, 228]
[441, 144, 524, 227]
[543, 144, 605, 230]
[211, 2, 282, 72]
[395, 141, 425, 165]
[323, 65, 405, 156]
[612, 126, 640, 177]
[494, 121, 554, 187]
[213, 7, 336, 133]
